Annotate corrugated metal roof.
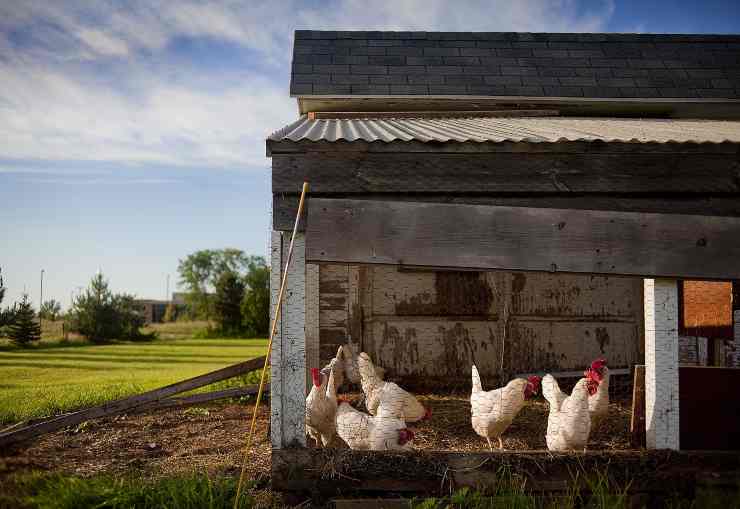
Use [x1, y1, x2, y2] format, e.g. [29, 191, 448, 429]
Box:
[269, 116, 740, 144]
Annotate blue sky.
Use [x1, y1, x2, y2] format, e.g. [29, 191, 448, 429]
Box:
[1, 0, 739, 309]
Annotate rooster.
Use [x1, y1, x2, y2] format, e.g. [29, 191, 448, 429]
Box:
[470, 365, 540, 450]
[542, 374, 599, 451]
[305, 366, 338, 448]
[334, 399, 415, 451]
[357, 352, 430, 422]
[585, 358, 609, 429]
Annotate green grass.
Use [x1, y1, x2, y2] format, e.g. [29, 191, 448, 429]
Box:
[0, 337, 267, 424]
[1, 471, 282, 509]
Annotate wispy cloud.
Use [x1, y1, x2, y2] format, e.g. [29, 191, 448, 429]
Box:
[0, 0, 616, 170]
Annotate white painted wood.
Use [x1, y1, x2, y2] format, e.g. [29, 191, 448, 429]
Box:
[270, 231, 307, 448]
[306, 263, 320, 385]
[644, 279, 680, 450]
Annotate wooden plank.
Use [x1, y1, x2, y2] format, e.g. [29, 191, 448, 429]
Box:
[273, 194, 740, 231]
[306, 263, 320, 379]
[272, 152, 740, 194]
[0, 356, 266, 449]
[306, 198, 740, 280]
[134, 385, 268, 412]
[630, 365, 646, 448]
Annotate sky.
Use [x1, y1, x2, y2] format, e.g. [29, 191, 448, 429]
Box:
[1, 0, 739, 310]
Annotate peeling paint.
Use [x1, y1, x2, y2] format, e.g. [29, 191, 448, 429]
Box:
[395, 271, 494, 316]
[595, 327, 611, 353]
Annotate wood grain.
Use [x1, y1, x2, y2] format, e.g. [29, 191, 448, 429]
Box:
[272, 152, 740, 193]
[305, 198, 740, 279]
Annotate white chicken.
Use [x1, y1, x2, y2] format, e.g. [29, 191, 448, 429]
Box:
[334, 399, 415, 451]
[585, 358, 609, 429]
[542, 374, 598, 451]
[470, 365, 541, 450]
[357, 352, 430, 422]
[305, 366, 338, 447]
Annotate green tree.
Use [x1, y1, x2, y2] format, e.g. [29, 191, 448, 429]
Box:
[177, 249, 258, 320]
[40, 299, 62, 321]
[67, 273, 147, 343]
[213, 271, 245, 335]
[242, 257, 270, 336]
[7, 294, 41, 346]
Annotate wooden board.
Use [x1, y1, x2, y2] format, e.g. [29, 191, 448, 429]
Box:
[273, 194, 740, 231]
[0, 356, 266, 449]
[630, 365, 646, 448]
[272, 152, 740, 194]
[305, 198, 740, 280]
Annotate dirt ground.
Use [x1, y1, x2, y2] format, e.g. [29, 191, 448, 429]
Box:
[0, 393, 632, 485]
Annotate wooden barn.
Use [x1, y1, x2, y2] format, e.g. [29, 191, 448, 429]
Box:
[266, 30, 740, 496]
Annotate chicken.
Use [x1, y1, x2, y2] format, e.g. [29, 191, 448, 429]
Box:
[339, 343, 384, 384]
[305, 366, 338, 447]
[320, 347, 345, 393]
[585, 358, 609, 429]
[334, 400, 415, 451]
[542, 374, 598, 451]
[357, 352, 430, 422]
[470, 365, 541, 451]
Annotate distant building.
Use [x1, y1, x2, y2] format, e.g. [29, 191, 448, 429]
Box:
[135, 293, 190, 324]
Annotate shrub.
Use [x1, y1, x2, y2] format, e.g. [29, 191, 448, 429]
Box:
[7, 293, 41, 346]
[66, 273, 150, 343]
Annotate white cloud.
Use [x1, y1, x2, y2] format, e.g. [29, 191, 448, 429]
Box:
[0, 0, 616, 169]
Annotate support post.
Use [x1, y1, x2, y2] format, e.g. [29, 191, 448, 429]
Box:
[270, 230, 307, 448]
[644, 279, 680, 450]
[733, 281, 740, 367]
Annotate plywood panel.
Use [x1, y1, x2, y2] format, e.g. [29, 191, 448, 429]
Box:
[509, 272, 640, 317]
[370, 266, 501, 316]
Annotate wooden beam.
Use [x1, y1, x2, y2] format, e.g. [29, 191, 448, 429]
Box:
[305, 198, 740, 280]
[273, 193, 740, 231]
[307, 109, 560, 120]
[272, 152, 740, 194]
[0, 356, 266, 449]
[133, 385, 268, 413]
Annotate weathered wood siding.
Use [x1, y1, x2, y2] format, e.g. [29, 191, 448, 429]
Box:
[317, 264, 643, 385]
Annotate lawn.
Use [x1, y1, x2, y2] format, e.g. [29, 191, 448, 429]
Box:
[0, 337, 268, 425]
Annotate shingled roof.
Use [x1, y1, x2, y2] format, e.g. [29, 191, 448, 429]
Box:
[290, 31, 740, 100]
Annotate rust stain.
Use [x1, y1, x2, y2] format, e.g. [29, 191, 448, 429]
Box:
[435, 323, 476, 376]
[595, 327, 610, 353]
[380, 323, 420, 376]
[395, 272, 493, 316]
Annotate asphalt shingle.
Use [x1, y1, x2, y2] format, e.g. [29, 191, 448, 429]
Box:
[290, 31, 740, 98]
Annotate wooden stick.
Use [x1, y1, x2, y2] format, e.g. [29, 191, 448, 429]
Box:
[0, 355, 266, 449]
[630, 364, 646, 448]
[234, 182, 310, 508]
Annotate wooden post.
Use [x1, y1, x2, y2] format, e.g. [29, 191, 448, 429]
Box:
[305, 263, 320, 386]
[270, 231, 307, 448]
[644, 279, 680, 450]
[630, 365, 646, 448]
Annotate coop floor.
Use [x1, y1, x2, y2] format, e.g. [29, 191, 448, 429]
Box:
[327, 392, 632, 451]
[0, 393, 632, 485]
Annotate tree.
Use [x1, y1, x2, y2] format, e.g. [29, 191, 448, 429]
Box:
[40, 299, 62, 321]
[162, 302, 177, 323]
[213, 271, 245, 335]
[242, 257, 270, 337]
[7, 294, 41, 346]
[177, 249, 259, 320]
[67, 273, 147, 343]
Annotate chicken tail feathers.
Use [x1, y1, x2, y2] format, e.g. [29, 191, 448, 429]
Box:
[471, 364, 483, 393]
[542, 374, 564, 411]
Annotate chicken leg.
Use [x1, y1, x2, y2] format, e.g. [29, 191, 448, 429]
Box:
[486, 437, 493, 452]
[498, 437, 504, 450]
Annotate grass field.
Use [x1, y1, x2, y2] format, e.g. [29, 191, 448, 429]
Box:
[0, 337, 268, 425]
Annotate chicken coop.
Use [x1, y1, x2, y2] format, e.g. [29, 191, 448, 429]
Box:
[266, 30, 740, 497]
